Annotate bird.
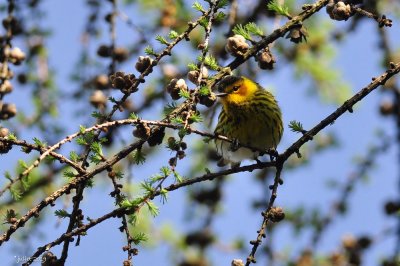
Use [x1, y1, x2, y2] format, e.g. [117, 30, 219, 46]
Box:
[214, 75, 283, 166]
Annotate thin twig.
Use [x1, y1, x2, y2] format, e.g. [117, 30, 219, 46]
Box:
[0, 138, 86, 198]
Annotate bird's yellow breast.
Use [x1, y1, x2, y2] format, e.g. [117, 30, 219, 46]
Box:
[223, 103, 276, 147]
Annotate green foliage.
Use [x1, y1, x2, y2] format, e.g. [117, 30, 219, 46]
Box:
[4, 209, 18, 222]
[192, 1, 205, 13]
[160, 166, 171, 176]
[55, 209, 70, 218]
[168, 30, 179, 39]
[129, 112, 139, 120]
[199, 86, 210, 96]
[166, 137, 179, 151]
[289, 120, 305, 133]
[21, 175, 31, 191]
[89, 141, 103, 164]
[10, 187, 22, 201]
[144, 45, 157, 56]
[21, 146, 32, 154]
[233, 23, 264, 41]
[156, 35, 169, 45]
[245, 22, 264, 37]
[44, 155, 57, 164]
[149, 173, 163, 184]
[131, 149, 146, 165]
[86, 179, 94, 188]
[108, 96, 117, 104]
[63, 169, 76, 179]
[91, 111, 104, 119]
[89, 154, 103, 164]
[89, 154, 102, 164]
[202, 137, 211, 144]
[132, 232, 148, 245]
[115, 171, 124, 179]
[160, 188, 168, 203]
[203, 55, 219, 70]
[119, 197, 143, 209]
[193, 0, 228, 25]
[214, 11, 226, 23]
[69, 151, 80, 162]
[146, 201, 160, 217]
[179, 88, 191, 99]
[199, 17, 209, 28]
[79, 125, 86, 134]
[121, 199, 135, 209]
[76, 131, 95, 146]
[76, 137, 86, 146]
[4, 171, 12, 181]
[127, 213, 138, 225]
[204, 167, 211, 174]
[33, 137, 46, 148]
[99, 137, 108, 144]
[188, 112, 203, 123]
[188, 63, 199, 71]
[171, 116, 184, 125]
[148, 166, 171, 184]
[178, 128, 188, 139]
[267, 0, 291, 17]
[233, 24, 252, 41]
[141, 181, 155, 193]
[173, 171, 183, 183]
[6, 133, 17, 141]
[163, 102, 177, 116]
[217, 0, 229, 8]
[90, 142, 103, 155]
[18, 160, 28, 170]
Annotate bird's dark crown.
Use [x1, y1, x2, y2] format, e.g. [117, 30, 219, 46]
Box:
[217, 76, 243, 93]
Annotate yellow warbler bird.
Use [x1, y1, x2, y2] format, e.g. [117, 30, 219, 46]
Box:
[214, 75, 283, 166]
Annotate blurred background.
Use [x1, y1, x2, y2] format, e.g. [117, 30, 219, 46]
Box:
[0, 0, 400, 265]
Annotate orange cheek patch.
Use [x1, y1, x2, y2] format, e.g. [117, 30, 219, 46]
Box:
[237, 85, 247, 96]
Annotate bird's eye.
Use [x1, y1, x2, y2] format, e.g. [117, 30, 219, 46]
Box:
[232, 85, 240, 92]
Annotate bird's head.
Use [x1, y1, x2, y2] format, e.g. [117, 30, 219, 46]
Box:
[214, 75, 258, 106]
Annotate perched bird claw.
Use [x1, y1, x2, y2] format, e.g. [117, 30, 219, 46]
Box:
[217, 158, 228, 167]
[267, 148, 279, 161]
[231, 161, 241, 169]
[230, 138, 240, 152]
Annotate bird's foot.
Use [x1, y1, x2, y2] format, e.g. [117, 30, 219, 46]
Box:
[217, 158, 228, 167]
[231, 161, 241, 169]
[229, 138, 240, 152]
[267, 148, 279, 161]
[255, 157, 263, 165]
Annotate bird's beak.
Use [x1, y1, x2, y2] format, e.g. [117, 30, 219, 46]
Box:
[214, 92, 228, 97]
